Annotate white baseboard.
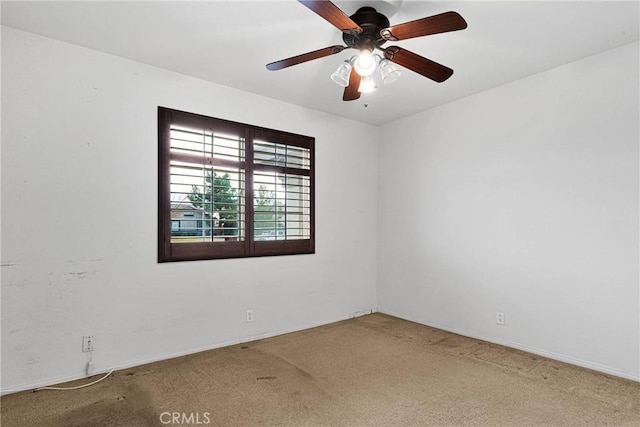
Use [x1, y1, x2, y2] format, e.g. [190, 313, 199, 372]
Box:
[1, 312, 367, 395]
[379, 309, 640, 383]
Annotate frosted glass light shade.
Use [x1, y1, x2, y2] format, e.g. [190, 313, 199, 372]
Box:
[379, 59, 401, 85]
[358, 75, 377, 93]
[331, 61, 352, 87]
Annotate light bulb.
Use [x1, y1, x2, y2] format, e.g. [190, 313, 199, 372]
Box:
[358, 75, 377, 93]
[330, 61, 352, 87]
[353, 50, 376, 77]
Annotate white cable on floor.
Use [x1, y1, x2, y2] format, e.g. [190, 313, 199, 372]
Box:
[34, 369, 114, 392]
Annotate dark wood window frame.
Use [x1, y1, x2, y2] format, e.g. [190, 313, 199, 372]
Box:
[158, 107, 315, 262]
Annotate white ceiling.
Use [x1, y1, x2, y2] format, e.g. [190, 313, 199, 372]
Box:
[2, 0, 639, 125]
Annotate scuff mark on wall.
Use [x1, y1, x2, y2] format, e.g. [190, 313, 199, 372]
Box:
[63, 270, 99, 282]
[1, 262, 19, 267]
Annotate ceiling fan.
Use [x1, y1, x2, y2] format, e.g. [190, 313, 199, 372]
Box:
[266, 0, 467, 101]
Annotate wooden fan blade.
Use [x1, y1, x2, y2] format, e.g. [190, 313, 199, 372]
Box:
[380, 11, 467, 41]
[384, 46, 453, 83]
[343, 68, 361, 101]
[298, 0, 362, 34]
[266, 46, 346, 71]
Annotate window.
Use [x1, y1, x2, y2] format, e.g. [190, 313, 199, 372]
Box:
[158, 107, 314, 261]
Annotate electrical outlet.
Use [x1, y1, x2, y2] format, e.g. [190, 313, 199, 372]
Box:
[246, 310, 254, 323]
[496, 312, 505, 326]
[82, 335, 95, 352]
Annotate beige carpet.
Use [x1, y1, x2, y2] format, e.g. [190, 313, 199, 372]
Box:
[1, 313, 639, 426]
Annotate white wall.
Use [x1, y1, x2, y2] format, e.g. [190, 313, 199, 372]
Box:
[378, 41, 640, 380]
[2, 25, 638, 394]
[0, 27, 379, 393]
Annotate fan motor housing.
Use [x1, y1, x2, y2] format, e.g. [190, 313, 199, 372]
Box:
[343, 7, 390, 51]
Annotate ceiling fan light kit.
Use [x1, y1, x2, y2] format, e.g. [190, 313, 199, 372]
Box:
[266, 0, 467, 101]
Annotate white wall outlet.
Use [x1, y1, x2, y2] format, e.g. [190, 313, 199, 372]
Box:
[246, 309, 254, 323]
[82, 335, 95, 352]
[496, 312, 505, 326]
